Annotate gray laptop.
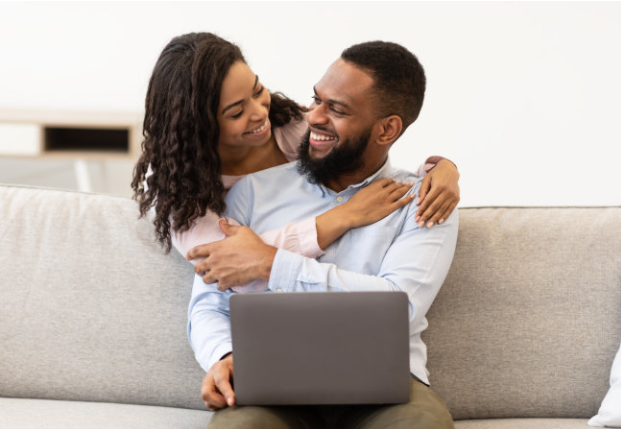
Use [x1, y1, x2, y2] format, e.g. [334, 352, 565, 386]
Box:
[230, 291, 411, 406]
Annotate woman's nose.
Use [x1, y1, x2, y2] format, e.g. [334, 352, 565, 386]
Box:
[249, 98, 268, 121]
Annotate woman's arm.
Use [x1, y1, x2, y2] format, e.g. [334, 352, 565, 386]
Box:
[314, 178, 414, 250]
[414, 158, 460, 229]
[184, 179, 415, 262]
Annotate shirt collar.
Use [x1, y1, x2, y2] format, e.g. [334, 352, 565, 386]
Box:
[304, 157, 396, 197]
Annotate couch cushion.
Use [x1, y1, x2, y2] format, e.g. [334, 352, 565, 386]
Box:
[0, 185, 204, 410]
[424, 207, 621, 420]
[589, 336, 621, 427]
[0, 397, 211, 429]
[455, 418, 591, 429]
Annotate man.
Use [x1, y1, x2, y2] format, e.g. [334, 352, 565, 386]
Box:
[187, 41, 458, 429]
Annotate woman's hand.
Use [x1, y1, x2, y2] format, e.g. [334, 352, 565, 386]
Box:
[343, 178, 415, 228]
[415, 159, 460, 228]
[315, 178, 414, 249]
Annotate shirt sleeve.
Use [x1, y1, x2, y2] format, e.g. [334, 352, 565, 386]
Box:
[187, 273, 234, 371]
[267, 208, 458, 328]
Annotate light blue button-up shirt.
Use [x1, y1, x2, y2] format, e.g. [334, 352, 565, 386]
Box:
[188, 158, 458, 384]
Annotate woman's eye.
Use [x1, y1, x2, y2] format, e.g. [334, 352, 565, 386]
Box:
[253, 86, 264, 98]
[231, 110, 243, 119]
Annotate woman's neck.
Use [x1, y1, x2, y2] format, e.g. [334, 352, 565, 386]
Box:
[219, 134, 288, 176]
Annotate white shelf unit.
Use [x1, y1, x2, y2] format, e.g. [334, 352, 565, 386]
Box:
[0, 110, 143, 193]
[0, 109, 143, 160]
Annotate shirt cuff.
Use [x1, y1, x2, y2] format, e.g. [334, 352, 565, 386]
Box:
[207, 342, 233, 372]
[268, 249, 302, 293]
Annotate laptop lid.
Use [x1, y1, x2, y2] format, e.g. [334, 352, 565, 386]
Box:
[230, 291, 411, 406]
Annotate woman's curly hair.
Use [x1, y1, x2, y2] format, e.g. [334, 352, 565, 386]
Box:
[131, 32, 306, 252]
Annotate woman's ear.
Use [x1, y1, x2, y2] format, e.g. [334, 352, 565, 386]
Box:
[376, 115, 403, 146]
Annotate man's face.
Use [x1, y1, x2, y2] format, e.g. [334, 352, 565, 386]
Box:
[304, 58, 379, 161]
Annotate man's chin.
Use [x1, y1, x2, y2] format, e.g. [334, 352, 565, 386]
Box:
[308, 147, 333, 160]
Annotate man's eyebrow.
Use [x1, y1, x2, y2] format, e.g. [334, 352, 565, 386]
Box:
[222, 75, 260, 115]
[313, 86, 351, 109]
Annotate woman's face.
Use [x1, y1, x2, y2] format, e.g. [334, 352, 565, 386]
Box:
[217, 61, 272, 148]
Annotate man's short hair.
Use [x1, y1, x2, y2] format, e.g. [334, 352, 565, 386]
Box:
[341, 41, 426, 133]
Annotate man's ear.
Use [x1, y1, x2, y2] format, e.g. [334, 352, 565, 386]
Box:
[376, 115, 403, 146]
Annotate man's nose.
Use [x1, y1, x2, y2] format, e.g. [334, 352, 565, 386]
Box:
[306, 103, 328, 125]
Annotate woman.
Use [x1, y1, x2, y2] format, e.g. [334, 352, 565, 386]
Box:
[131, 32, 460, 289]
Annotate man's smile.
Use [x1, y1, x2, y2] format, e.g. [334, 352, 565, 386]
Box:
[309, 129, 339, 154]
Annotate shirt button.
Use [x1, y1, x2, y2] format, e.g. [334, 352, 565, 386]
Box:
[336, 196, 343, 203]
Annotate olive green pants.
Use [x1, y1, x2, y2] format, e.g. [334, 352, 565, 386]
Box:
[206, 380, 454, 429]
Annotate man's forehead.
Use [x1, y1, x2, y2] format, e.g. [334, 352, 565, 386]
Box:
[314, 59, 375, 102]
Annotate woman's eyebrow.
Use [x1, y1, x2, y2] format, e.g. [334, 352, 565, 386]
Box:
[222, 75, 260, 115]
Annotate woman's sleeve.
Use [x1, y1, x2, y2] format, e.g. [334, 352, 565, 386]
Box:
[172, 211, 324, 260]
[171, 210, 229, 259]
[416, 156, 458, 176]
[174, 209, 324, 294]
[258, 218, 324, 259]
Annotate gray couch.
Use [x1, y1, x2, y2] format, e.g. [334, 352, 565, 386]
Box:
[1, 184, 619, 428]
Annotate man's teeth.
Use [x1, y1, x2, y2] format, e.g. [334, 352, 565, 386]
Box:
[311, 132, 337, 141]
[250, 120, 268, 134]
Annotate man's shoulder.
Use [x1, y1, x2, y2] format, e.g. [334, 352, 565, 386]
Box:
[384, 163, 422, 181]
[383, 165, 423, 195]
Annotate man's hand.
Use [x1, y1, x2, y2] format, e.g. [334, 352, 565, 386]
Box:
[201, 353, 235, 411]
[415, 159, 460, 228]
[187, 220, 277, 290]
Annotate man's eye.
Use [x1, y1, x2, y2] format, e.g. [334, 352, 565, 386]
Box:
[331, 106, 344, 115]
[311, 95, 321, 104]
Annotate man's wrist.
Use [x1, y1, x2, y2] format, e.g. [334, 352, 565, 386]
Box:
[258, 244, 278, 281]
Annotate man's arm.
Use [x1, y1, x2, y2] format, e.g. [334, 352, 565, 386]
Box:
[268, 210, 458, 328]
[187, 274, 233, 371]
[187, 273, 237, 409]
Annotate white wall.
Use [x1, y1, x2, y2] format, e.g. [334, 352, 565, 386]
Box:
[1, 1, 620, 206]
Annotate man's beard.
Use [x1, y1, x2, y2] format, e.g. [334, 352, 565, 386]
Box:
[296, 128, 371, 186]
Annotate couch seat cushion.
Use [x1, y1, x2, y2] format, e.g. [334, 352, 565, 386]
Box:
[0, 398, 211, 429]
[456, 418, 591, 429]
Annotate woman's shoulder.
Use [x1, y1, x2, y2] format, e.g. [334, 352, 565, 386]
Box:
[273, 115, 308, 162]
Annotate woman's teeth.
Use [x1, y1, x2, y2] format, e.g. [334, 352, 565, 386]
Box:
[249, 120, 268, 134]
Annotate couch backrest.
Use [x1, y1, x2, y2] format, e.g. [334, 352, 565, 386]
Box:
[0, 185, 205, 410]
[424, 207, 621, 420]
[2, 186, 620, 418]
